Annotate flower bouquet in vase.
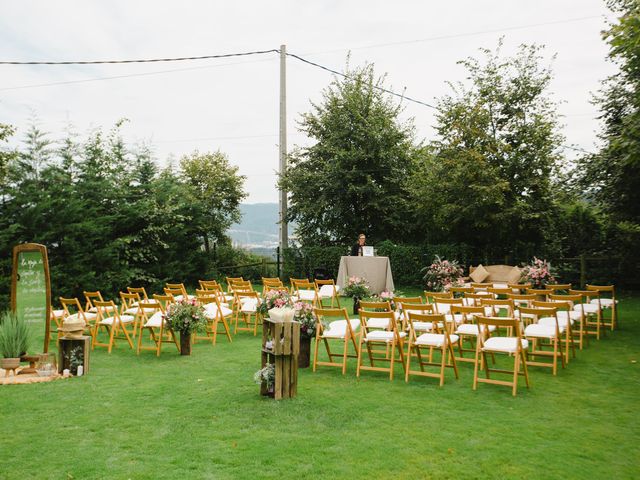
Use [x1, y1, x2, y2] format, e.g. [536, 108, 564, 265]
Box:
[342, 276, 371, 314]
[521, 257, 556, 289]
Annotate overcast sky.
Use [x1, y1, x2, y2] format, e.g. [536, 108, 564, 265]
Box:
[0, 1, 618, 203]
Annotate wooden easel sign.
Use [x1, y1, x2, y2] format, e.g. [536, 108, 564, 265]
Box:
[10, 243, 52, 353]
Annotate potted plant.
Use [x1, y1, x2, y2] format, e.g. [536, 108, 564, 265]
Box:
[254, 363, 276, 397]
[293, 301, 318, 368]
[342, 276, 371, 314]
[521, 257, 557, 289]
[164, 300, 208, 355]
[0, 311, 31, 373]
[421, 256, 464, 292]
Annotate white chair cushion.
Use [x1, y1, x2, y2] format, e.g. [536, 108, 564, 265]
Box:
[143, 312, 164, 328]
[483, 337, 529, 353]
[203, 303, 233, 318]
[525, 323, 559, 338]
[89, 305, 116, 313]
[101, 314, 135, 325]
[125, 306, 157, 315]
[318, 285, 337, 298]
[574, 303, 599, 314]
[323, 319, 360, 338]
[411, 321, 436, 332]
[435, 303, 452, 314]
[415, 333, 459, 347]
[132, 299, 159, 307]
[367, 318, 390, 329]
[592, 298, 616, 307]
[446, 313, 465, 324]
[173, 294, 196, 302]
[538, 317, 569, 329]
[455, 323, 496, 336]
[365, 330, 406, 342]
[52, 309, 65, 318]
[492, 283, 508, 289]
[297, 289, 316, 301]
[557, 310, 582, 322]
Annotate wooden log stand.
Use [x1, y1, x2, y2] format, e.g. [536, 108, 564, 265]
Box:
[261, 317, 299, 400]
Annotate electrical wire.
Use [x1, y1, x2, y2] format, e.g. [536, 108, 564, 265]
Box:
[0, 49, 279, 65]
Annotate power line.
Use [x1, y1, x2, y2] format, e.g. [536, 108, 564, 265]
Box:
[286, 52, 437, 109]
[299, 15, 604, 56]
[0, 56, 279, 92]
[0, 48, 279, 65]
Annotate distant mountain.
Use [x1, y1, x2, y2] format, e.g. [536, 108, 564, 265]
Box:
[228, 203, 294, 249]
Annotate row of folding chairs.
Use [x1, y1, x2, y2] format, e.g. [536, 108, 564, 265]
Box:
[311, 283, 618, 396]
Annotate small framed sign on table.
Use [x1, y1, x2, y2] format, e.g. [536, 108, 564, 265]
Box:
[362, 246, 374, 257]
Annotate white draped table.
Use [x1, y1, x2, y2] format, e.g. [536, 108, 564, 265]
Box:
[336, 256, 395, 295]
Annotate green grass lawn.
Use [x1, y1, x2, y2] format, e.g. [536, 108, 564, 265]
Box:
[1, 290, 639, 479]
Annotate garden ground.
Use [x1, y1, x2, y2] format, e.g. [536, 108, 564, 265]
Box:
[0, 289, 639, 479]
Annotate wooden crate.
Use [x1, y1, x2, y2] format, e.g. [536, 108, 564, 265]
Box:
[261, 318, 299, 400]
[58, 335, 91, 375]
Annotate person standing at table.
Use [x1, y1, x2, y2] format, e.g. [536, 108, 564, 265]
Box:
[350, 233, 367, 256]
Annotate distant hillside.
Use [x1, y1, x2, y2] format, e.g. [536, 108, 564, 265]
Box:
[229, 203, 294, 249]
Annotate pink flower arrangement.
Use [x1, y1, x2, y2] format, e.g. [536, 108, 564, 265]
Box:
[293, 301, 317, 338]
[342, 276, 370, 298]
[258, 288, 292, 315]
[421, 256, 464, 292]
[521, 257, 556, 288]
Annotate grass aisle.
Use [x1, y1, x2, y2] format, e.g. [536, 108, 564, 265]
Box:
[0, 293, 639, 479]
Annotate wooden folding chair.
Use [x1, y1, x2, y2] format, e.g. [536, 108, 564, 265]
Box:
[586, 284, 617, 331]
[313, 307, 360, 374]
[451, 305, 496, 364]
[120, 291, 145, 338]
[531, 300, 577, 363]
[449, 286, 474, 297]
[432, 297, 464, 330]
[84, 291, 116, 314]
[548, 283, 572, 294]
[234, 291, 262, 335]
[405, 312, 459, 386]
[127, 287, 156, 304]
[225, 276, 245, 293]
[473, 316, 530, 396]
[470, 282, 492, 291]
[92, 300, 134, 353]
[199, 279, 220, 291]
[262, 277, 284, 289]
[49, 303, 66, 342]
[166, 283, 195, 302]
[520, 305, 566, 375]
[526, 288, 553, 301]
[487, 287, 512, 299]
[195, 290, 233, 345]
[291, 280, 318, 306]
[315, 279, 341, 308]
[508, 283, 531, 294]
[570, 289, 604, 340]
[136, 299, 180, 356]
[424, 291, 453, 303]
[548, 293, 587, 351]
[60, 297, 97, 340]
[462, 291, 492, 307]
[356, 310, 406, 381]
[400, 302, 435, 334]
[507, 293, 536, 310]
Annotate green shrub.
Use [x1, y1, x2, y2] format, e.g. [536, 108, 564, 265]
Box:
[0, 311, 31, 358]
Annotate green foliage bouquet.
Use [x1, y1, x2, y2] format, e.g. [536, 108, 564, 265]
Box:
[254, 363, 275, 389]
[421, 256, 464, 292]
[342, 276, 370, 298]
[164, 300, 208, 335]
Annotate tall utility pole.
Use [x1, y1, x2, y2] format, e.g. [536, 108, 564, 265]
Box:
[279, 44, 288, 266]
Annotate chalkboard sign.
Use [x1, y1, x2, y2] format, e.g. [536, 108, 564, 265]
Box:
[11, 244, 52, 353]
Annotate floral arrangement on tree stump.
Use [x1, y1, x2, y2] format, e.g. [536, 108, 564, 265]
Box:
[293, 301, 319, 339]
[521, 257, 556, 288]
[258, 289, 292, 316]
[421, 256, 465, 292]
[164, 299, 208, 335]
[342, 276, 370, 298]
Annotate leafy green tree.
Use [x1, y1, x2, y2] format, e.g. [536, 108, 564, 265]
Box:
[578, 0, 640, 230]
[0, 124, 17, 188]
[179, 150, 247, 253]
[279, 62, 417, 246]
[411, 42, 565, 258]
